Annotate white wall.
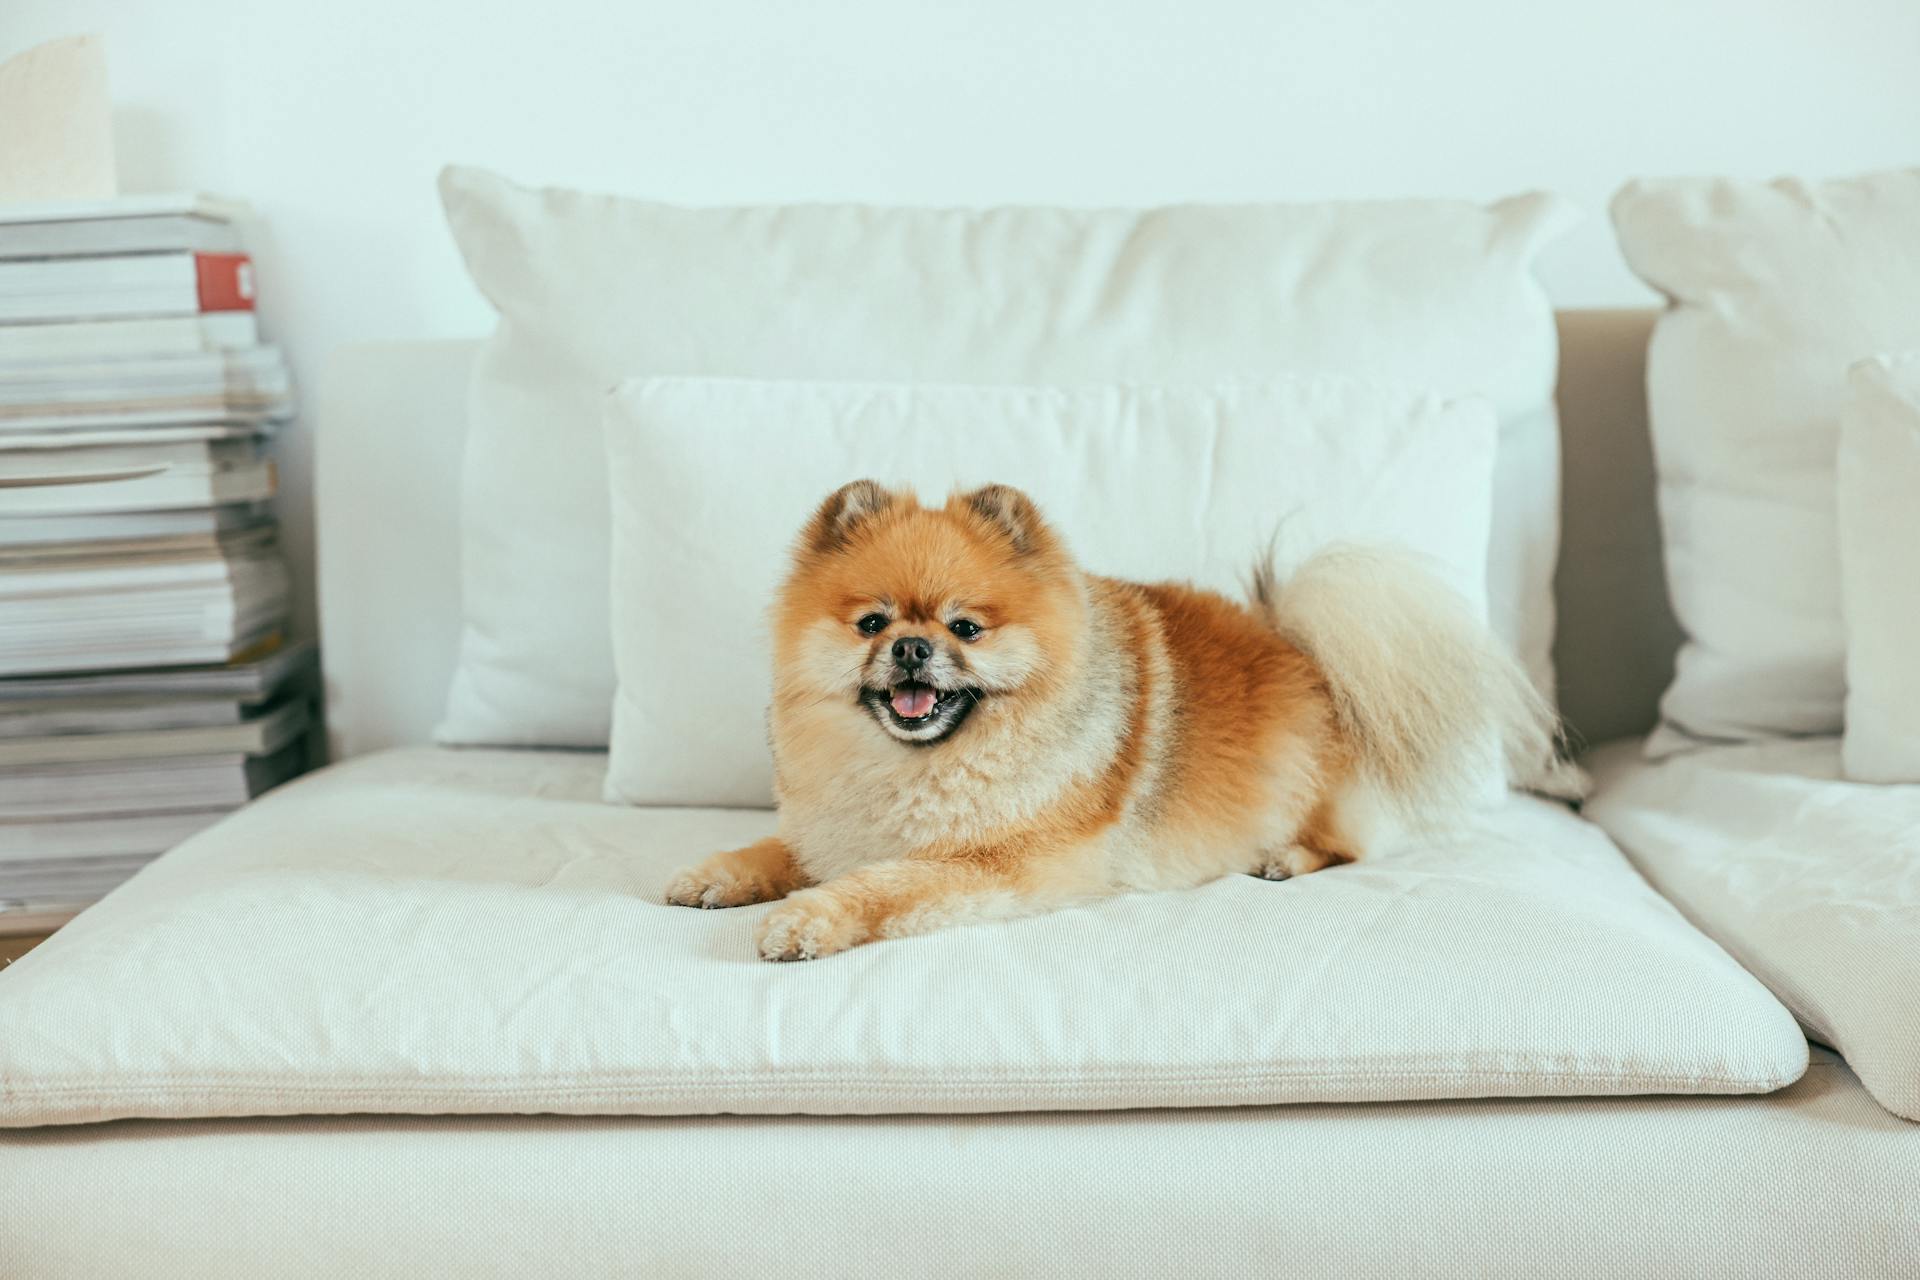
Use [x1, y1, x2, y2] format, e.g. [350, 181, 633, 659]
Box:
[6, 0, 1919, 637]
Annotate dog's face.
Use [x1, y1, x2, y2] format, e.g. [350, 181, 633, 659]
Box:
[773, 481, 1082, 747]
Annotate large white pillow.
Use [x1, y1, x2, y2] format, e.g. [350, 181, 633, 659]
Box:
[1586, 738, 1920, 1122]
[0, 748, 1806, 1126]
[1839, 354, 1920, 783]
[435, 166, 1576, 747]
[603, 376, 1498, 808]
[1610, 168, 1920, 754]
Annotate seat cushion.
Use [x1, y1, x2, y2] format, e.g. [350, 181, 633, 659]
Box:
[1587, 737, 1920, 1123]
[0, 748, 1805, 1126]
[4, 1049, 1913, 1280]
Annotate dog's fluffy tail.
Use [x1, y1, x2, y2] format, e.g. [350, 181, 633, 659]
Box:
[1251, 544, 1587, 820]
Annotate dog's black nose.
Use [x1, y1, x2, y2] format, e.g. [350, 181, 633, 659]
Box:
[892, 636, 933, 668]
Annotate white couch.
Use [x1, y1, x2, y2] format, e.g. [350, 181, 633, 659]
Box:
[1, 311, 1913, 1276]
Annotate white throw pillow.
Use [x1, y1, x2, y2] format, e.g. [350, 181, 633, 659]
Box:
[1587, 737, 1920, 1122]
[435, 166, 1576, 748]
[603, 376, 1498, 808]
[0, 748, 1806, 1126]
[1610, 167, 1920, 754]
[1839, 354, 1920, 783]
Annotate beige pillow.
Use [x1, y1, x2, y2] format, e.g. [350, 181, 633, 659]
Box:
[1611, 167, 1920, 753]
[0, 749, 1804, 1126]
[434, 166, 1577, 747]
[602, 375, 1500, 807]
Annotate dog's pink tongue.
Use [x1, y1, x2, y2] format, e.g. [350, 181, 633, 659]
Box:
[891, 687, 937, 719]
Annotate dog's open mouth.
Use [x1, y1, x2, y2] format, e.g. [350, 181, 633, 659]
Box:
[861, 681, 980, 743]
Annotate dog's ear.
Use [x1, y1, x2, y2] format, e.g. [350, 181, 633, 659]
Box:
[955, 483, 1054, 557]
[806, 479, 898, 553]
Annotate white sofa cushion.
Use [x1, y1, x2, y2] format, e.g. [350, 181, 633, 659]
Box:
[1838, 354, 1920, 783]
[435, 165, 1576, 747]
[0, 748, 1805, 1127]
[603, 375, 1498, 807]
[1587, 737, 1920, 1123]
[5, 1050, 1913, 1280]
[1610, 167, 1920, 753]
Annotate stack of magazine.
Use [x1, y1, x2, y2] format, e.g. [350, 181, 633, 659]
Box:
[0, 195, 314, 935]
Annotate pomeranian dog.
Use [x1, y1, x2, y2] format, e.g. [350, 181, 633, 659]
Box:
[665, 480, 1578, 960]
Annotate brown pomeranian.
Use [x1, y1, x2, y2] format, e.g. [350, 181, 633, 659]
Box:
[666, 480, 1577, 960]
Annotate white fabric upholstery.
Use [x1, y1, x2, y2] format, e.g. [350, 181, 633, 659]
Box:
[313, 313, 1684, 761]
[0, 747, 1802, 1126]
[435, 165, 1576, 747]
[1587, 737, 1920, 1123]
[1548, 309, 1680, 750]
[312, 340, 473, 760]
[1611, 167, 1920, 753]
[1, 1049, 1912, 1280]
[1839, 355, 1920, 782]
[603, 376, 1498, 807]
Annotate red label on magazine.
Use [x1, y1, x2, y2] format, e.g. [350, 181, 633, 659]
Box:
[195, 253, 257, 312]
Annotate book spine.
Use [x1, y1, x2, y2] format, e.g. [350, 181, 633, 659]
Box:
[194, 253, 256, 313]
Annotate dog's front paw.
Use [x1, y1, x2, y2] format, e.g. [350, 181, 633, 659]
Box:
[756, 889, 867, 961]
[664, 867, 737, 909]
[664, 840, 807, 909]
[664, 856, 778, 909]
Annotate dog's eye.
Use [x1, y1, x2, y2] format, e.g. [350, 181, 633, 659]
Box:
[856, 613, 888, 636]
[949, 619, 983, 641]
